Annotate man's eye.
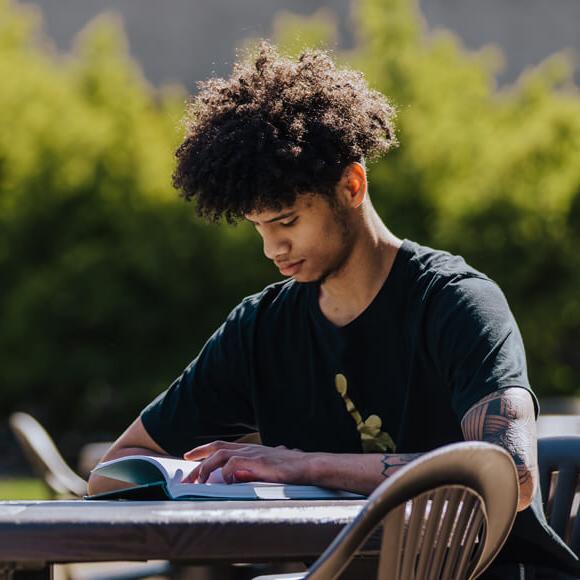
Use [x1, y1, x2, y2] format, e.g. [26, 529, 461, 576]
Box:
[280, 217, 298, 228]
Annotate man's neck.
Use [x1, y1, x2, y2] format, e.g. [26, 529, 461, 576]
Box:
[318, 211, 402, 327]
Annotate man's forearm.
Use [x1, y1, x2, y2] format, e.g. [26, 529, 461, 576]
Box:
[87, 417, 171, 495]
[308, 452, 422, 496]
[182, 439, 428, 493]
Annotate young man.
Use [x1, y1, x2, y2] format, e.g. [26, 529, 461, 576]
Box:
[88, 44, 579, 579]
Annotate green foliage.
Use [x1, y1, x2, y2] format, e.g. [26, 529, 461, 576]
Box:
[1, 0, 579, 451]
[0, 0, 274, 439]
[351, 0, 580, 396]
[268, 0, 580, 397]
[0, 478, 50, 500]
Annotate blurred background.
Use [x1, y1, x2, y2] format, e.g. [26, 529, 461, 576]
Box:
[1, 0, 579, 498]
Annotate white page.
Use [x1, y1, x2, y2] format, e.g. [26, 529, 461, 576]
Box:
[93, 455, 225, 486]
[144, 457, 226, 485]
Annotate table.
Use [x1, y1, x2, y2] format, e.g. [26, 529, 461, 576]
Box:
[0, 499, 373, 579]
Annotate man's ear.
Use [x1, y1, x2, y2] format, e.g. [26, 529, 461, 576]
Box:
[339, 162, 367, 209]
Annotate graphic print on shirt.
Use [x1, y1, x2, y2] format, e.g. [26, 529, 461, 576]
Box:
[335, 373, 396, 453]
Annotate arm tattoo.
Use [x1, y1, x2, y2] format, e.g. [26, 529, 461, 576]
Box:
[461, 387, 537, 508]
[381, 453, 422, 478]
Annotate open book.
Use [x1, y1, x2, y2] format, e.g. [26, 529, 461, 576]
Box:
[87, 455, 365, 501]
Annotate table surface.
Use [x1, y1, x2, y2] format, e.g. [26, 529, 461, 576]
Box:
[0, 499, 372, 565]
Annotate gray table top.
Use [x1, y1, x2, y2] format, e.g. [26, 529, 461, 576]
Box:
[0, 500, 370, 565]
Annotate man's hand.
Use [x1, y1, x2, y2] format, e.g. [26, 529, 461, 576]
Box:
[182, 442, 389, 495]
[182, 441, 315, 484]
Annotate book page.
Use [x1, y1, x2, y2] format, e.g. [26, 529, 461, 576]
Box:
[155, 458, 225, 486]
[93, 455, 217, 485]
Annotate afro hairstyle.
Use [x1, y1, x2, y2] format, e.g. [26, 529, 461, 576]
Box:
[173, 42, 398, 222]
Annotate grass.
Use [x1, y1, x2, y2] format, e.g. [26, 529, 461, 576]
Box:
[0, 478, 50, 500]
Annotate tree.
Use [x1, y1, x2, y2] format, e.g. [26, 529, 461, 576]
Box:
[274, 0, 580, 396]
[0, 0, 273, 440]
[1, 0, 579, 449]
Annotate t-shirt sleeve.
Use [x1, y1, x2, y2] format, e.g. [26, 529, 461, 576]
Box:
[425, 275, 538, 421]
[140, 299, 257, 457]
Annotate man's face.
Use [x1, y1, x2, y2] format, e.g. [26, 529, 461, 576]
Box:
[245, 194, 355, 284]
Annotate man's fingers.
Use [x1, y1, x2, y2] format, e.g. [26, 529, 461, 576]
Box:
[183, 440, 244, 460]
[229, 469, 256, 483]
[197, 449, 233, 482]
[181, 464, 201, 483]
[184, 440, 267, 461]
[221, 456, 259, 484]
[181, 442, 278, 484]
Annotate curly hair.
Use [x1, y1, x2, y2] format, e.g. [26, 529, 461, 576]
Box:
[173, 42, 397, 222]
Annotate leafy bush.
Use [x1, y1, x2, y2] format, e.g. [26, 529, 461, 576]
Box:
[1, 0, 579, 448]
[276, 0, 580, 398]
[352, 0, 580, 397]
[0, 0, 273, 438]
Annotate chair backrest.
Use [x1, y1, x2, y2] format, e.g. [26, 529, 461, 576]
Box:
[306, 442, 519, 580]
[538, 435, 580, 556]
[378, 484, 486, 579]
[9, 412, 87, 498]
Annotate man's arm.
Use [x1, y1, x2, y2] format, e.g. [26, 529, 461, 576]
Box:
[182, 387, 538, 507]
[182, 441, 388, 494]
[381, 388, 538, 511]
[361, 387, 538, 508]
[86, 417, 170, 496]
[460, 387, 538, 511]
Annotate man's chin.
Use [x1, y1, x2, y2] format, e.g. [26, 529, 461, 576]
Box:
[291, 273, 312, 283]
[298, 272, 329, 284]
[291, 269, 318, 284]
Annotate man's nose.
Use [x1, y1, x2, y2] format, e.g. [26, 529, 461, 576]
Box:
[262, 234, 290, 261]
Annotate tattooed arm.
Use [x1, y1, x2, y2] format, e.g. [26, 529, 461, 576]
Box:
[380, 453, 423, 478]
[379, 388, 537, 510]
[180, 388, 537, 500]
[461, 387, 538, 511]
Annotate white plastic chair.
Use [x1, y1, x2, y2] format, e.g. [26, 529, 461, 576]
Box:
[254, 442, 519, 580]
[9, 411, 87, 498]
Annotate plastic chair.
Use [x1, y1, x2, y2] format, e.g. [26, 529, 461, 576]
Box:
[253, 442, 519, 580]
[538, 435, 580, 556]
[9, 412, 87, 498]
[9, 412, 176, 580]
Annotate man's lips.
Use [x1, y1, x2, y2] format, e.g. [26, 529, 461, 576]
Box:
[276, 259, 305, 276]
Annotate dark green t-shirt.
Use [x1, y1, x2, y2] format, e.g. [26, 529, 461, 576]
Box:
[141, 239, 579, 574]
